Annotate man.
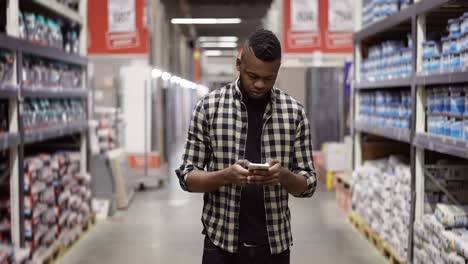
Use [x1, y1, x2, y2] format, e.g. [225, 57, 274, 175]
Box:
[176, 29, 317, 264]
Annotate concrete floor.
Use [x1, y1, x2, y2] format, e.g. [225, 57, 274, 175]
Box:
[59, 141, 385, 264]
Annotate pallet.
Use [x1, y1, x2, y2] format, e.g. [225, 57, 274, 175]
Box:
[38, 215, 97, 264]
[381, 241, 407, 264]
[41, 244, 61, 264]
[347, 211, 406, 264]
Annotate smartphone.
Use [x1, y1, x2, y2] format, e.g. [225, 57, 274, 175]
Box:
[248, 163, 270, 171]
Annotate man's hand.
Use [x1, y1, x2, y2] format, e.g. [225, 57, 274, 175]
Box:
[225, 160, 250, 186]
[247, 160, 286, 186]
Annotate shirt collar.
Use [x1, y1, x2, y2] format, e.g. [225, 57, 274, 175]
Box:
[233, 78, 278, 102]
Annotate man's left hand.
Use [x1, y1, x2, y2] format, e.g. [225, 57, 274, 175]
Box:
[247, 160, 287, 186]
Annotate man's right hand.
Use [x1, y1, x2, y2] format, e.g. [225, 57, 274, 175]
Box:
[225, 160, 250, 186]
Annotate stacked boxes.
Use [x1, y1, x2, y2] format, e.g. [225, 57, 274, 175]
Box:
[414, 207, 468, 264]
[422, 12, 468, 75]
[53, 152, 92, 246]
[426, 85, 468, 141]
[362, 0, 413, 28]
[23, 152, 92, 258]
[22, 99, 86, 131]
[361, 39, 413, 82]
[359, 89, 412, 129]
[23, 154, 59, 258]
[351, 156, 411, 260]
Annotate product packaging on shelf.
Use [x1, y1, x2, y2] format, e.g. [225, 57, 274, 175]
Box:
[362, 0, 413, 28]
[0, 51, 14, 86]
[423, 13, 468, 75]
[435, 204, 468, 228]
[22, 151, 92, 258]
[426, 86, 467, 140]
[361, 38, 413, 82]
[22, 98, 86, 131]
[19, 11, 80, 53]
[351, 156, 411, 260]
[22, 56, 83, 89]
[358, 89, 412, 129]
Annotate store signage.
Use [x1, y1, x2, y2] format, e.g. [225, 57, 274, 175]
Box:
[283, 0, 353, 54]
[327, 0, 353, 50]
[88, 0, 148, 55]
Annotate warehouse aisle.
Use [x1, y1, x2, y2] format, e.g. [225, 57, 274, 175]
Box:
[60, 141, 385, 264]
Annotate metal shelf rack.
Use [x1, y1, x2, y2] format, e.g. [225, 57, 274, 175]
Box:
[353, 0, 468, 262]
[355, 121, 412, 143]
[0, 0, 89, 261]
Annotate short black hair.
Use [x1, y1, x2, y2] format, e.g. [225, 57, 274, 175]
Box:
[247, 29, 282, 62]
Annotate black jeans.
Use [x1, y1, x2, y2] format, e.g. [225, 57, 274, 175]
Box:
[202, 236, 290, 264]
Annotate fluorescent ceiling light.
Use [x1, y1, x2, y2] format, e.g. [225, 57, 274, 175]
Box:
[199, 36, 238, 42]
[203, 50, 223, 56]
[171, 18, 241, 24]
[151, 68, 162, 78]
[201, 42, 238, 48]
[161, 72, 172, 81]
[170, 76, 181, 84]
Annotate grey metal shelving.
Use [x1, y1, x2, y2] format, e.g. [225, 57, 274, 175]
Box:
[355, 121, 412, 143]
[415, 71, 468, 86]
[21, 86, 88, 98]
[353, 0, 468, 263]
[23, 122, 88, 145]
[355, 77, 413, 90]
[0, 84, 19, 98]
[414, 133, 468, 159]
[0, 133, 20, 151]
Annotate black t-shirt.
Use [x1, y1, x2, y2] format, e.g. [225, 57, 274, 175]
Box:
[238, 87, 270, 246]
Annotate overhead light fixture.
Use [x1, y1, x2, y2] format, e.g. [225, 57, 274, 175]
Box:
[200, 42, 238, 48]
[151, 68, 162, 78]
[161, 72, 172, 81]
[203, 50, 223, 56]
[171, 18, 242, 24]
[170, 76, 181, 84]
[199, 36, 238, 42]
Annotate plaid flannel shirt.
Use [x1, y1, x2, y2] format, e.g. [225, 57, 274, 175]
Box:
[175, 80, 317, 254]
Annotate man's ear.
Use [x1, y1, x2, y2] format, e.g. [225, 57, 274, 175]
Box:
[236, 57, 241, 72]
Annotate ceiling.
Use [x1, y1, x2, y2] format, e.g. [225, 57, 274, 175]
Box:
[161, 0, 274, 47]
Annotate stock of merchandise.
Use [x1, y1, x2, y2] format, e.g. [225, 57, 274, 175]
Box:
[362, 0, 413, 28]
[23, 152, 92, 258]
[426, 86, 468, 140]
[23, 154, 58, 258]
[425, 163, 468, 213]
[351, 156, 411, 260]
[19, 11, 80, 53]
[358, 89, 412, 129]
[95, 119, 116, 154]
[22, 98, 86, 131]
[0, 51, 14, 85]
[22, 57, 82, 89]
[422, 12, 468, 75]
[0, 101, 7, 134]
[413, 206, 468, 264]
[361, 38, 413, 82]
[53, 152, 92, 246]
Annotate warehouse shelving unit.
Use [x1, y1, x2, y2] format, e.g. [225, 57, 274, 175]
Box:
[355, 120, 412, 143]
[1, 0, 90, 262]
[355, 77, 413, 90]
[353, 0, 468, 262]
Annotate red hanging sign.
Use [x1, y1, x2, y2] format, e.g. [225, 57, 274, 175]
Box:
[88, 0, 148, 55]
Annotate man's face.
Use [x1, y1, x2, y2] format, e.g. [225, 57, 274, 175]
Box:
[236, 47, 281, 99]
